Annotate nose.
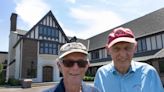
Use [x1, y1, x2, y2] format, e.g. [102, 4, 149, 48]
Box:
[119, 49, 127, 57]
[72, 63, 79, 69]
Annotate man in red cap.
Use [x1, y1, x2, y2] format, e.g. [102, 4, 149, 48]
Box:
[94, 27, 164, 92]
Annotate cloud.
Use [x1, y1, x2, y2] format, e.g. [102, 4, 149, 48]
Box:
[64, 7, 125, 39]
[65, 0, 76, 4]
[15, 0, 50, 28]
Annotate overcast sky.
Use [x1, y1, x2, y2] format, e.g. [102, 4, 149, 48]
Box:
[0, 0, 164, 51]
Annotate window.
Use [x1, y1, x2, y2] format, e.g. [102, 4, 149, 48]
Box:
[39, 41, 58, 55]
[53, 44, 57, 54]
[151, 36, 157, 50]
[146, 37, 152, 51]
[137, 38, 147, 53]
[141, 38, 147, 51]
[100, 49, 106, 59]
[162, 33, 164, 48]
[27, 61, 37, 78]
[156, 34, 162, 49]
[91, 50, 99, 59]
[27, 68, 37, 78]
[137, 40, 142, 52]
[39, 25, 59, 40]
[48, 28, 51, 36]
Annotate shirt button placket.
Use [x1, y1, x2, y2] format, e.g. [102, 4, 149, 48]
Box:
[120, 77, 125, 92]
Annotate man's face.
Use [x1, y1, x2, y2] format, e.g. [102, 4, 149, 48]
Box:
[59, 52, 88, 85]
[107, 42, 136, 71]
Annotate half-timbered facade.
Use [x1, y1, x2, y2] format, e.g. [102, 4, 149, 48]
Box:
[8, 11, 69, 82]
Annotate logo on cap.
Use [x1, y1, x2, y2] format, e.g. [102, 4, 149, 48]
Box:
[107, 27, 137, 48]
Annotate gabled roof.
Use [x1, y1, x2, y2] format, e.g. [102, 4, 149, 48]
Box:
[154, 49, 164, 59]
[13, 10, 69, 48]
[88, 8, 164, 51]
[23, 10, 69, 41]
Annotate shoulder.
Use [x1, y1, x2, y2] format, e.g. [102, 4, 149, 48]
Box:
[42, 85, 56, 92]
[134, 61, 157, 74]
[82, 82, 99, 92]
[96, 62, 113, 75]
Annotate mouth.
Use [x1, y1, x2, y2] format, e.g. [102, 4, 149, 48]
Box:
[69, 73, 80, 76]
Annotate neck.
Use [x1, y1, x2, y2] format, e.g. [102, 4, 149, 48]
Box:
[115, 66, 130, 75]
[64, 80, 82, 92]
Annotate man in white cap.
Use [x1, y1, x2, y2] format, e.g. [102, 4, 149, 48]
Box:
[94, 27, 164, 92]
[44, 42, 99, 92]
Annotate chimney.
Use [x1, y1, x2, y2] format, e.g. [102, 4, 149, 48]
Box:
[10, 13, 17, 31]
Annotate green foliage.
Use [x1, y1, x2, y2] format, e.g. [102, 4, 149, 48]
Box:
[0, 64, 5, 85]
[8, 78, 21, 86]
[0, 78, 5, 85]
[83, 76, 94, 81]
[0, 64, 21, 86]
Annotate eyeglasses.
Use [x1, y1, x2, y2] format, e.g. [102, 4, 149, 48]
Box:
[61, 59, 88, 68]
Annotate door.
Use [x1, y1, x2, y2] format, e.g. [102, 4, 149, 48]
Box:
[43, 66, 53, 82]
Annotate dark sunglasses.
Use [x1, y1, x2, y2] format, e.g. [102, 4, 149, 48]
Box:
[61, 59, 88, 68]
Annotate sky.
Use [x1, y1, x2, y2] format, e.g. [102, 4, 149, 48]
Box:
[0, 0, 164, 52]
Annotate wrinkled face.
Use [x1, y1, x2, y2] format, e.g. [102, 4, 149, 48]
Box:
[107, 42, 136, 71]
[58, 52, 89, 85]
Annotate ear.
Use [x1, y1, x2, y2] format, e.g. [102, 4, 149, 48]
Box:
[85, 64, 89, 72]
[57, 62, 62, 73]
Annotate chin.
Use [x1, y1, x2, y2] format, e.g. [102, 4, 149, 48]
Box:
[71, 79, 82, 85]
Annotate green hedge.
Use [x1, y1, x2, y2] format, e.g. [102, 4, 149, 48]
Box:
[83, 76, 94, 81]
[0, 64, 5, 85]
[0, 78, 5, 85]
[8, 78, 21, 86]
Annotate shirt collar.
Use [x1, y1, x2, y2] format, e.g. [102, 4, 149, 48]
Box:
[111, 60, 136, 75]
[55, 79, 85, 92]
[54, 79, 65, 92]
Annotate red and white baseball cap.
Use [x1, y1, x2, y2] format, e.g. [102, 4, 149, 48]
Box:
[107, 27, 137, 48]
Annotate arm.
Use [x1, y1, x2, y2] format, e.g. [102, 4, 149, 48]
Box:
[149, 68, 164, 92]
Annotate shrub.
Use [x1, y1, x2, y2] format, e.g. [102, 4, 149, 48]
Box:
[0, 64, 5, 85]
[8, 78, 21, 86]
[83, 76, 94, 81]
[0, 78, 5, 85]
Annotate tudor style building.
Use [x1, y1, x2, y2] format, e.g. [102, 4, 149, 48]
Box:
[7, 11, 70, 82]
[7, 8, 164, 83]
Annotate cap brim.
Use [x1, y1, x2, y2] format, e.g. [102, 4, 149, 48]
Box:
[108, 37, 137, 48]
[59, 49, 88, 59]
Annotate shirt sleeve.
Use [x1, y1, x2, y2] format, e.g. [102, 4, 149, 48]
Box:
[94, 69, 104, 92]
[150, 69, 164, 92]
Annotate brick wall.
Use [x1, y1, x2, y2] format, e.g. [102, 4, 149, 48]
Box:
[21, 39, 37, 78]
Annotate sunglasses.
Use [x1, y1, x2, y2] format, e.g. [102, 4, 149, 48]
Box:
[61, 59, 88, 68]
